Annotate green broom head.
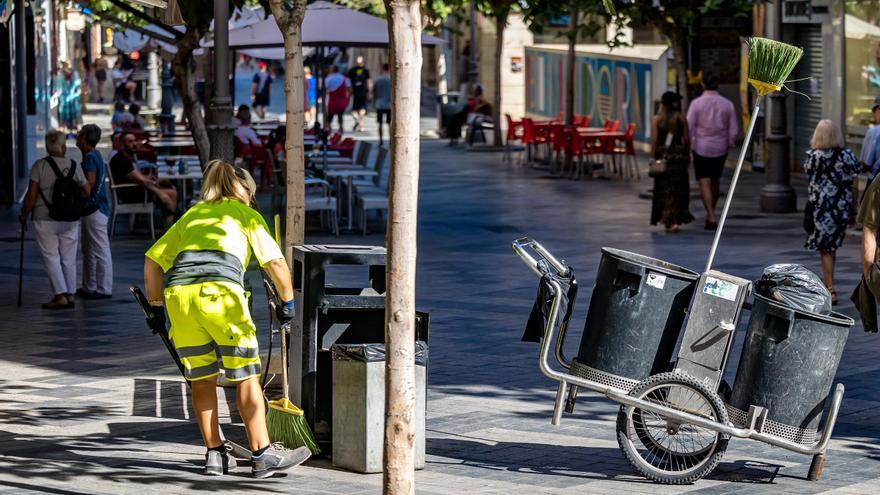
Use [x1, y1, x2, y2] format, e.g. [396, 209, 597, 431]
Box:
[747, 37, 804, 96]
[267, 398, 321, 455]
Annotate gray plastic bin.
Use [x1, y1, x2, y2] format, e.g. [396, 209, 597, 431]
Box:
[729, 294, 853, 445]
[331, 342, 427, 473]
[571, 248, 699, 390]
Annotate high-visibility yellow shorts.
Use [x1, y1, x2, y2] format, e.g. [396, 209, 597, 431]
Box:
[164, 281, 261, 382]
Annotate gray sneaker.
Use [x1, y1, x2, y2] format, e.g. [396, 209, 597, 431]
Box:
[251, 444, 311, 479]
[204, 449, 237, 476]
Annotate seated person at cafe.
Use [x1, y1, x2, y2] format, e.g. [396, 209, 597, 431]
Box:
[128, 103, 148, 130]
[232, 104, 250, 128]
[234, 108, 262, 146]
[109, 132, 178, 225]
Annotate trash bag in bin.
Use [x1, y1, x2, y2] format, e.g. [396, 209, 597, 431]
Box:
[754, 264, 832, 315]
[331, 341, 429, 365]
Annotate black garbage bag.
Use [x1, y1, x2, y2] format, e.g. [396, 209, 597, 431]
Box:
[754, 264, 832, 315]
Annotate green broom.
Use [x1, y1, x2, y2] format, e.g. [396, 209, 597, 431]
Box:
[704, 37, 803, 273]
[266, 214, 321, 454]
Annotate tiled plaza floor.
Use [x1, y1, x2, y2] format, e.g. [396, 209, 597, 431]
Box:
[1, 125, 880, 494]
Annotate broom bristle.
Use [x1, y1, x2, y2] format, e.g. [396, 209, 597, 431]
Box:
[748, 37, 803, 87]
[266, 408, 321, 455]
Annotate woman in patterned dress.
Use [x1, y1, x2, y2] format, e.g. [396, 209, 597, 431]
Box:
[57, 61, 82, 131]
[650, 91, 694, 232]
[804, 119, 860, 304]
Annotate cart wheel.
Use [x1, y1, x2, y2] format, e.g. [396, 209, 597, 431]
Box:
[616, 372, 729, 484]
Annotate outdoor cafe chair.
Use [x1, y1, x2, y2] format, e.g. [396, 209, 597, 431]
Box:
[607, 123, 639, 180]
[503, 114, 524, 163]
[355, 190, 388, 236]
[578, 115, 591, 128]
[107, 163, 155, 240]
[352, 147, 389, 196]
[304, 178, 339, 236]
[548, 123, 567, 174]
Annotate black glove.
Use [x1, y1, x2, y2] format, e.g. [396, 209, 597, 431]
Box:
[149, 305, 166, 331]
[276, 299, 295, 324]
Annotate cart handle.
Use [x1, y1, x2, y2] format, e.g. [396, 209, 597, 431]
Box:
[512, 237, 569, 277]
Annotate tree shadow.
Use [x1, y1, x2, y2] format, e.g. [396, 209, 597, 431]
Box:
[425, 436, 644, 483]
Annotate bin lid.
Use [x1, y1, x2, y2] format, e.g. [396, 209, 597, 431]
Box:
[601, 247, 699, 281]
[331, 341, 428, 365]
[754, 294, 854, 327]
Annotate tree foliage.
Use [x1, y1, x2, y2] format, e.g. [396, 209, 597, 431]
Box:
[523, 0, 626, 45]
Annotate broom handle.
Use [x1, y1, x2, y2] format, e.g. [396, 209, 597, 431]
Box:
[280, 319, 289, 400]
[705, 98, 763, 273]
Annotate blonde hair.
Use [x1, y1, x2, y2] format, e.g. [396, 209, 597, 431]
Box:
[810, 119, 843, 150]
[201, 160, 253, 204]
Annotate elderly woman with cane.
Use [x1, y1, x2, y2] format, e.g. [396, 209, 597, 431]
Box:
[143, 161, 310, 477]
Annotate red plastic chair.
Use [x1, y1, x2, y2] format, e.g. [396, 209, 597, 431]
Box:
[578, 115, 591, 128]
[250, 144, 273, 191]
[608, 120, 620, 132]
[504, 114, 524, 163]
[607, 123, 638, 179]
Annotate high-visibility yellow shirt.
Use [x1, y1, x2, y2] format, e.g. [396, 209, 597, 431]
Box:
[146, 198, 283, 273]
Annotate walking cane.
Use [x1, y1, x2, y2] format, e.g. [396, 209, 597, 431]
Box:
[17, 223, 25, 307]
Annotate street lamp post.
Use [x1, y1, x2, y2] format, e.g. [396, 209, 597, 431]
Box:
[159, 61, 175, 135]
[208, 0, 234, 163]
[146, 50, 161, 111]
[759, 84, 796, 213]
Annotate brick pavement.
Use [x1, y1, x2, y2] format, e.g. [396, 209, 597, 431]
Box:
[1, 130, 880, 494]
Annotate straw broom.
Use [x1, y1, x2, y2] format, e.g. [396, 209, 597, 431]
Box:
[704, 37, 803, 273]
[266, 214, 321, 454]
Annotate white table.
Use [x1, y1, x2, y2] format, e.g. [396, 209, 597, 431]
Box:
[323, 168, 378, 230]
[150, 139, 196, 155]
[157, 168, 204, 210]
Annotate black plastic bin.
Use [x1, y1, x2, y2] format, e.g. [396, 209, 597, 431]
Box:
[570, 248, 699, 390]
[729, 294, 853, 444]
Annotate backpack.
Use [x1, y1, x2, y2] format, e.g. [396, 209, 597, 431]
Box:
[38, 157, 84, 222]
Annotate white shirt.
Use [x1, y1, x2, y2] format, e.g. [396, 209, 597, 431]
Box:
[235, 126, 261, 146]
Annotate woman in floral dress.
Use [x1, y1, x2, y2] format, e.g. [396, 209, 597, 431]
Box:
[804, 119, 860, 304]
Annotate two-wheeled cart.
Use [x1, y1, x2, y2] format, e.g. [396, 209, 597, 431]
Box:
[513, 239, 852, 484]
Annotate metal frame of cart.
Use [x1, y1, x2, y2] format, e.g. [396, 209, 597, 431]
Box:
[512, 237, 846, 484]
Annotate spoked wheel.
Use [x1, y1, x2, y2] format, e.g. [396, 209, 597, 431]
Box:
[616, 372, 729, 484]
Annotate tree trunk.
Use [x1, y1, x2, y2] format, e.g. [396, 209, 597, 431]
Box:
[670, 30, 689, 111]
[564, 5, 578, 169]
[270, 1, 307, 260]
[492, 13, 506, 148]
[382, 0, 422, 493]
[172, 28, 211, 166]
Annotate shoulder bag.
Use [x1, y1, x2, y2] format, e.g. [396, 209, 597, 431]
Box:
[648, 130, 676, 178]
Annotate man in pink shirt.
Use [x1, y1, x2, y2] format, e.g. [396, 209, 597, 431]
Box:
[686, 74, 739, 230]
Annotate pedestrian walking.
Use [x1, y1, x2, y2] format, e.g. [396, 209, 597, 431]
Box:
[686, 73, 738, 230]
[803, 120, 860, 305]
[143, 161, 311, 477]
[326, 64, 351, 134]
[650, 91, 694, 233]
[94, 55, 108, 102]
[251, 61, 273, 120]
[304, 66, 317, 128]
[76, 124, 113, 300]
[19, 130, 91, 309]
[58, 61, 83, 131]
[372, 63, 392, 146]
[856, 154, 880, 331]
[859, 96, 880, 183]
[347, 56, 371, 133]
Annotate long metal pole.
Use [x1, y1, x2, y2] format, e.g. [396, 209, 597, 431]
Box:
[209, 0, 234, 163]
[14, 0, 27, 183]
[704, 99, 762, 273]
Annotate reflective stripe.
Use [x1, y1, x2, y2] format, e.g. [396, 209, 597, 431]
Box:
[217, 345, 259, 359]
[167, 250, 245, 288]
[186, 361, 220, 380]
[224, 363, 261, 381]
[176, 343, 217, 358]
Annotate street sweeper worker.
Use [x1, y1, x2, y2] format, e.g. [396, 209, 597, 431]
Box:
[143, 160, 311, 478]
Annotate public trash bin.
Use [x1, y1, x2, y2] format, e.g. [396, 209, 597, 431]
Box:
[331, 341, 428, 473]
[729, 294, 853, 445]
[289, 244, 429, 453]
[570, 248, 700, 391]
